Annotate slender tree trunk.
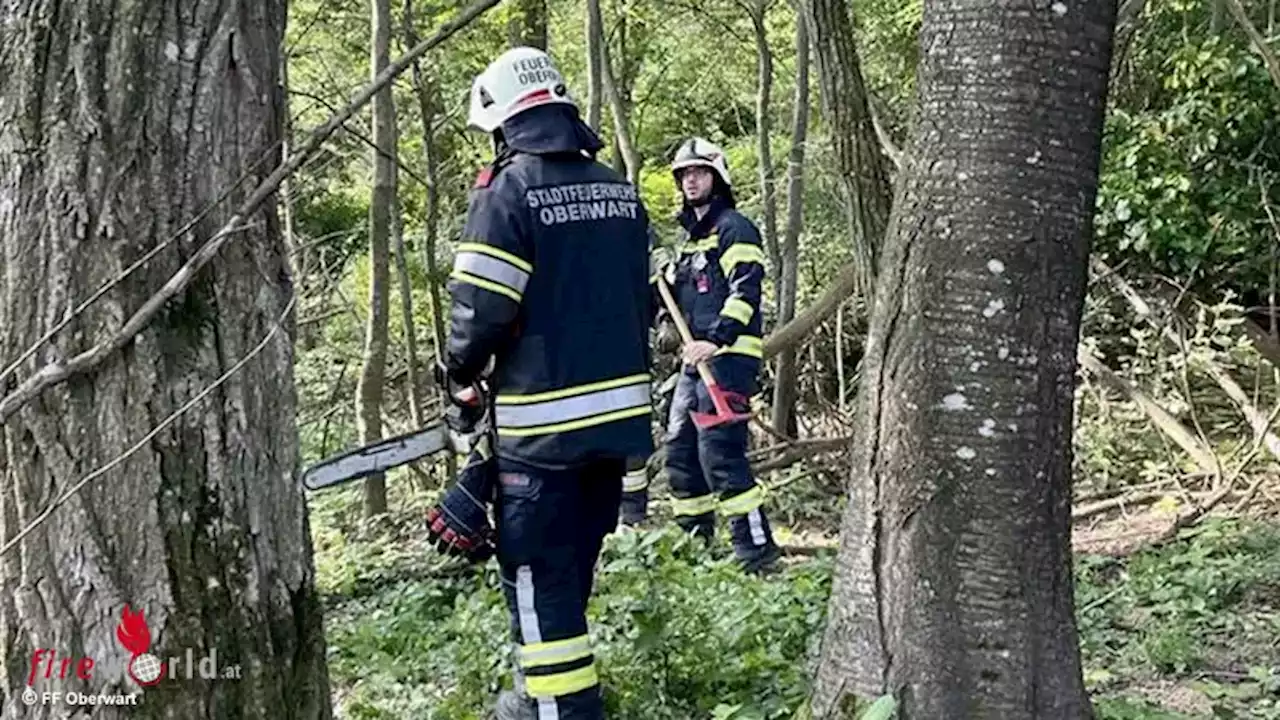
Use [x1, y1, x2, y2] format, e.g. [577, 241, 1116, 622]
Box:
[750, 0, 781, 273]
[508, 0, 548, 50]
[585, 0, 605, 130]
[360, 0, 395, 517]
[390, 196, 425, 430]
[0, 3, 331, 718]
[801, 0, 892, 300]
[811, 0, 1118, 715]
[770, 10, 811, 436]
[405, 0, 457, 483]
[601, 13, 640, 186]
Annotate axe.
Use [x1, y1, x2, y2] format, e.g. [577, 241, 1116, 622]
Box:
[654, 275, 752, 429]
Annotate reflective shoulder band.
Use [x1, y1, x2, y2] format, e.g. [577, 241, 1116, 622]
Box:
[719, 242, 767, 276]
[495, 374, 652, 437]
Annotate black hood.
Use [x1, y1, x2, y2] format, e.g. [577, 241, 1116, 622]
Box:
[497, 104, 605, 157]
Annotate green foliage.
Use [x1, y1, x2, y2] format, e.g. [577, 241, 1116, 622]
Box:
[1094, 13, 1280, 295]
[1077, 519, 1280, 718]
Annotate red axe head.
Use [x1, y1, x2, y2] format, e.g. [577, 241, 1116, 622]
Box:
[692, 383, 752, 429]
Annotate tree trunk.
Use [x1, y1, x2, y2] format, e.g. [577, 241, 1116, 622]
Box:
[750, 0, 781, 273]
[404, 0, 457, 484]
[600, 14, 640, 186]
[360, 0, 395, 517]
[0, 3, 332, 718]
[801, 0, 892, 302]
[770, 10, 811, 437]
[810, 0, 1117, 715]
[390, 196, 425, 431]
[508, 0, 548, 50]
[585, 0, 605, 130]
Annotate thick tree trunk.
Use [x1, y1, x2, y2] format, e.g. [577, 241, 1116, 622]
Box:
[801, 0, 891, 300]
[0, 3, 331, 718]
[585, 0, 605, 131]
[770, 10, 811, 437]
[810, 0, 1118, 715]
[359, 0, 396, 517]
[508, 0, 548, 50]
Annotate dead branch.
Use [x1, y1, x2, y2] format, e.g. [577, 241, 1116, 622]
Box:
[1072, 490, 1173, 520]
[1222, 0, 1280, 91]
[1077, 350, 1220, 473]
[0, 0, 502, 425]
[1092, 258, 1280, 465]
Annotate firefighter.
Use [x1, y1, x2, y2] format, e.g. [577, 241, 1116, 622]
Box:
[659, 137, 780, 573]
[425, 46, 655, 720]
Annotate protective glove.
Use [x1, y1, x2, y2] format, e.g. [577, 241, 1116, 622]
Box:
[434, 360, 487, 435]
[425, 440, 497, 563]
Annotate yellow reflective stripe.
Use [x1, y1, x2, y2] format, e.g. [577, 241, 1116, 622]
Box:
[649, 273, 659, 284]
[681, 238, 718, 254]
[497, 405, 651, 438]
[456, 241, 533, 273]
[720, 297, 753, 324]
[519, 636, 592, 669]
[719, 486, 764, 516]
[715, 335, 763, 358]
[525, 664, 599, 698]
[450, 270, 522, 302]
[497, 373, 651, 405]
[719, 243, 767, 275]
[622, 472, 649, 492]
[672, 494, 717, 516]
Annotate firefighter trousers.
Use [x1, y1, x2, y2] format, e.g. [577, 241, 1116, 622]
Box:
[495, 456, 623, 720]
[664, 355, 778, 566]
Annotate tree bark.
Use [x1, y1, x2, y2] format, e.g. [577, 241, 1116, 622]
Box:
[801, 0, 892, 301]
[600, 15, 640, 186]
[585, 0, 605, 131]
[750, 0, 781, 273]
[0, 3, 331, 718]
[360, 0, 395, 517]
[770, 10, 811, 436]
[405, 0, 457, 484]
[811, 0, 1118, 715]
[390, 196, 425, 431]
[508, 0, 548, 51]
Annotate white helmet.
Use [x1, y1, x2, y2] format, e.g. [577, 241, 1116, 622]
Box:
[467, 47, 577, 133]
[670, 137, 731, 187]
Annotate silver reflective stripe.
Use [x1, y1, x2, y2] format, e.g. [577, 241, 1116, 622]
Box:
[516, 566, 542, 644]
[748, 508, 766, 546]
[496, 382, 650, 429]
[622, 472, 648, 492]
[538, 700, 559, 720]
[455, 252, 530, 294]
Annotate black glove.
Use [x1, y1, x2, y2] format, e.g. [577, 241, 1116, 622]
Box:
[425, 444, 497, 563]
[434, 360, 487, 435]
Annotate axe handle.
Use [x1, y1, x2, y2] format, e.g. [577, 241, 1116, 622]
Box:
[655, 275, 720, 390]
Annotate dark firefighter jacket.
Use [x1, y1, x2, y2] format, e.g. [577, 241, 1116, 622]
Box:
[443, 104, 655, 469]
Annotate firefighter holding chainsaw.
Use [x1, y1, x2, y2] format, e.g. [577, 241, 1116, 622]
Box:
[426, 47, 654, 720]
[626, 137, 781, 573]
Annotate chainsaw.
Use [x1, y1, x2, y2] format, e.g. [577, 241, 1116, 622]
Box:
[300, 377, 490, 492]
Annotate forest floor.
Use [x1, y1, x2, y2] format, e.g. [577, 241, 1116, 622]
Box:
[308, 469, 1280, 720]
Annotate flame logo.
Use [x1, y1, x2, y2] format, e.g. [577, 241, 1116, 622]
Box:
[115, 605, 165, 686]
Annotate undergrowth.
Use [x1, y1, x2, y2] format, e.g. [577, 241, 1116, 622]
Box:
[313, 474, 1280, 720]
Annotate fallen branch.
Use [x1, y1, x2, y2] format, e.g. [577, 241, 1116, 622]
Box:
[1092, 258, 1280, 465]
[0, 0, 503, 425]
[1072, 490, 1173, 520]
[1077, 350, 1220, 473]
[1222, 0, 1280, 91]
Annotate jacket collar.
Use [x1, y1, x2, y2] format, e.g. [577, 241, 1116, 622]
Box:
[677, 196, 733, 238]
[498, 104, 605, 157]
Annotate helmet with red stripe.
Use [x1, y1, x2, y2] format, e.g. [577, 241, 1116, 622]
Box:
[468, 47, 577, 133]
